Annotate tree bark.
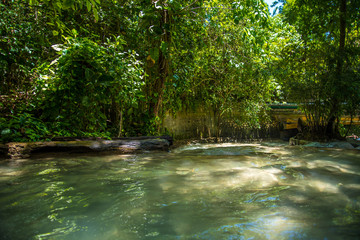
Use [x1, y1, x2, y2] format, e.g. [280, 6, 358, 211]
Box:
[151, 6, 170, 119]
[326, 0, 347, 139]
[339, 0, 346, 56]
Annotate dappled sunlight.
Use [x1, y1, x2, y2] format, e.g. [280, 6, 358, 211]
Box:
[285, 159, 307, 168]
[0, 167, 24, 178]
[287, 192, 309, 204]
[0, 159, 30, 181]
[193, 211, 309, 240]
[258, 146, 294, 158]
[1, 142, 360, 239]
[254, 214, 307, 240]
[174, 142, 295, 160]
[157, 160, 282, 195]
[100, 154, 136, 163]
[308, 180, 341, 193]
[215, 168, 279, 188]
[306, 159, 360, 176]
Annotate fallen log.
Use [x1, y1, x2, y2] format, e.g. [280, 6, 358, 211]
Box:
[3, 136, 172, 159]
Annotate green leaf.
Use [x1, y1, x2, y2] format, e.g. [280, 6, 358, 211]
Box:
[93, 7, 99, 22]
[149, 48, 159, 60]
[63, 0, 73, 9]
[85, 68, 91, 80]
[1, 129, 11, 135]
[71, 29, 78, 37]
[82, 96, 90, 106]
[56, 1, 62, 9]
[86, 1, 91, 12]
[160, 41, 168, 54]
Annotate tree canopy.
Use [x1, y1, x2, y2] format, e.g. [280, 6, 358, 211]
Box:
[0, 0, 359, 142]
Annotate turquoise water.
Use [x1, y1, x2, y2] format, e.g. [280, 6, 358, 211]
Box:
[0, 142, 360, 240]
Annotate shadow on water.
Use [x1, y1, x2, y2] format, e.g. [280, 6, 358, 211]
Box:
[0, 142, 360, 239]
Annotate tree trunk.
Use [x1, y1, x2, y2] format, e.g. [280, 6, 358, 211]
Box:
[339, 0, 346, 57]
[150, 4, 171, 119]
[117, 108, 123, 137]
[326, 0, 347, 139]
[152, 50, 168, 118]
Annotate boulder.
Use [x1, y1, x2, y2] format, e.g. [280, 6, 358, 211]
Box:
[289, 137, 311, 146]
[329, 142, 354, 149]
[346, 139, 360, 148]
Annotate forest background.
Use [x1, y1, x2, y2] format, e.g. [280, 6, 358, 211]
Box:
[0, 0, 359, 142]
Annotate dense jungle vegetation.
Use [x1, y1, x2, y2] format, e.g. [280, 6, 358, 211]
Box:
[0, 0, 359, 142]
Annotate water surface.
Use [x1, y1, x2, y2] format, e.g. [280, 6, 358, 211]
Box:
[0, 142, 360, 239]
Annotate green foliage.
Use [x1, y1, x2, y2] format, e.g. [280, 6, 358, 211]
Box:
[2, 0, 359, 142]
[0, 1, 54, 95]
[270, 1, 360, 139]
[0, 113, 50, 143]
[40, 37, 108, 133]
[37, 36, 144, 137]
[0, 0, 274, 141]
[165, 0, 272, 135]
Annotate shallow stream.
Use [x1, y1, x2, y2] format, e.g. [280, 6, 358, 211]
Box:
[0, 142, 360, 239]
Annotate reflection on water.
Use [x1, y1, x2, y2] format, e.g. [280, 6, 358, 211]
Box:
[0, 142, 360, 239]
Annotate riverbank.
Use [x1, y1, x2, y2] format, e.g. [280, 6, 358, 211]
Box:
[0, 136, 173, 159]
[1, 136, 359, 160]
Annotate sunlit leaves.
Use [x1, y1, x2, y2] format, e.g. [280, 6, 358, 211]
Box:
[3, 0, 335, 140]
[38, 37, 144, 136]
[270, 0, 360, 138]
[171, 0, 272, 131]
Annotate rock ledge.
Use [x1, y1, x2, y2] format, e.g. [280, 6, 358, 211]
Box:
[2, 136, 173, 159]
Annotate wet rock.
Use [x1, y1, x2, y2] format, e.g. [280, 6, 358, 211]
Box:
[289, 137, 311, 146]
[289, 137, 297, 146]
[304, 142, 328, 148]
[346, 139, 360, 148]
[329, 142, 354, 149]
[290, 137, 355, 150]
[303, 141, 354, 149]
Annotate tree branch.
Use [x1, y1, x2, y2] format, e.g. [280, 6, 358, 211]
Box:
[180, 0, 199, 13]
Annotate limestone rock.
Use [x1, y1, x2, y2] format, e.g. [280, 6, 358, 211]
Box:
[3, 136, 172, 159]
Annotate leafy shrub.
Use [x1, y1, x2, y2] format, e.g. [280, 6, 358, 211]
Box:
[0, 113, 50, 143]
[37, 36, 144, 137]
